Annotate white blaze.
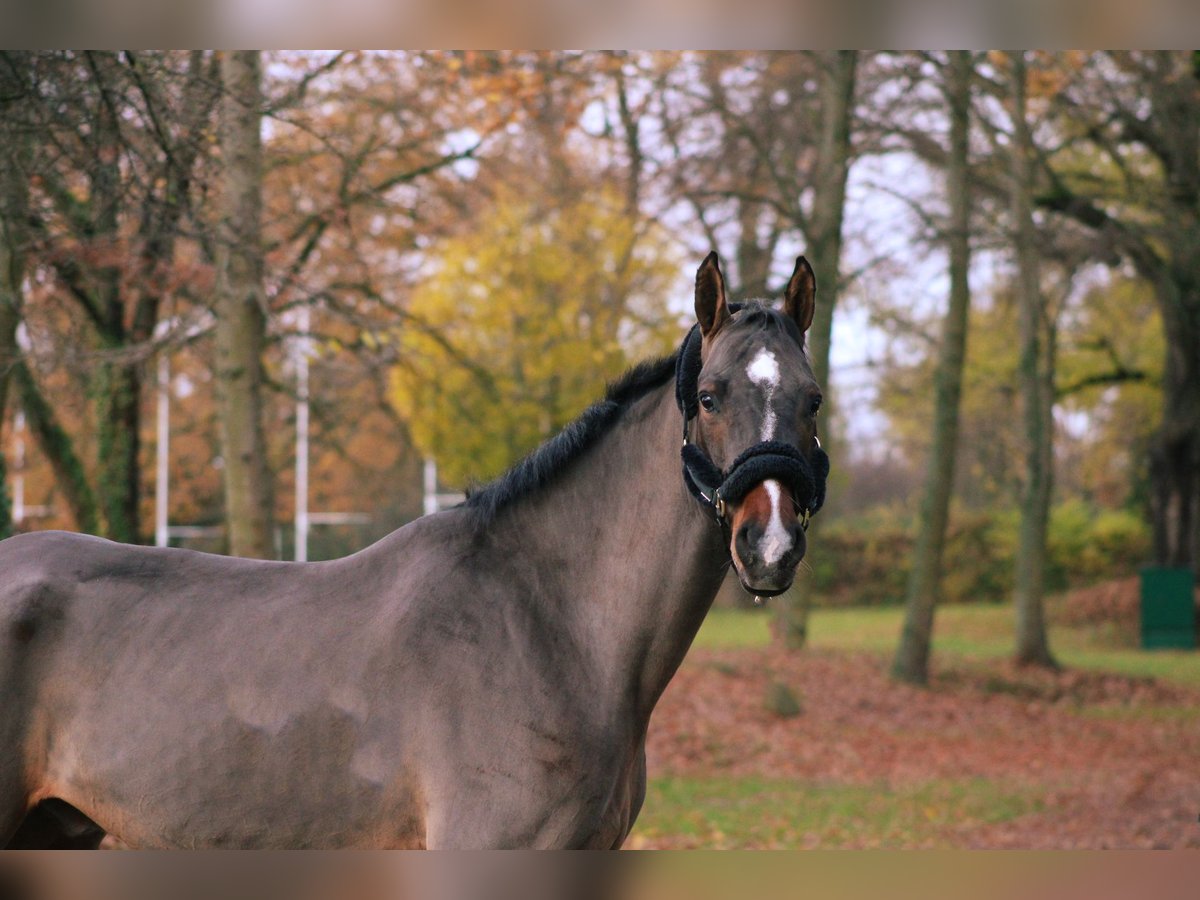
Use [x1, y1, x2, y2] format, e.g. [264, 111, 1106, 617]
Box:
[760, 480, 792, 565]
[746, 348, 780, 440]
[743, 347, 792, 567]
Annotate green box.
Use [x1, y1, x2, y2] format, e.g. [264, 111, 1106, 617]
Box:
[1140, 567, 1196, 650]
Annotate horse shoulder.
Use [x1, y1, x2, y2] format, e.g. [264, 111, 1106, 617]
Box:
[0, 532, 88, 646]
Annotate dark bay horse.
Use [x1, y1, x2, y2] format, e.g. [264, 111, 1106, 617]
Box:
[0, 252, 828, 849]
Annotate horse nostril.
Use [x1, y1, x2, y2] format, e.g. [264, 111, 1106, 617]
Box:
[782, 523, 807, 567]
[735, 522, 762, 564]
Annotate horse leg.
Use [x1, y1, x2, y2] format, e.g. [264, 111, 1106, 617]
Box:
[0, 797, 27, 849]
[0, 685, 35, 848]
[0, 740, 92, 850]
[5, 799, 106, 850]
[425, 787, 610, 850]
[423, 801, 545, 849]
[611, 745, 648, 849]
[2, 566, 99, 848]
[0, 763, 37, 848]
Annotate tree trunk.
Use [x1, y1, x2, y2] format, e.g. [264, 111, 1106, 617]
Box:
[1149, 272, 1200, 573]
[13, 362, 99, 533]
[892, 52, 974, 685]
[1009, 52, 1059, 670]
[85, 62, 144, 543]
[0, 104, 31, 539]
[733, 166, 777, 304]
[804, 50, 858, 398]
[93, 354, 142, 543]
[777, 49, 857, 650]
[0, 307, 14, 541]
[215, 51, 275, 559]
[1, 84, 99, 537]
[1146, 54, 1200, 575]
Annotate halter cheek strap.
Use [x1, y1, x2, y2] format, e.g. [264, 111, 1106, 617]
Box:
[674, 322, 831, 529]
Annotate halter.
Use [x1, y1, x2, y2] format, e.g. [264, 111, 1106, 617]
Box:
[673, 318, 830, 536]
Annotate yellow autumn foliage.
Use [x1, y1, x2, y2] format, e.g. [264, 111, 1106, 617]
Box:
[391, 188, 683, 488]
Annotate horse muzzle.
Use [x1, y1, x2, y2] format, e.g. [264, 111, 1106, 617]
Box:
[729, 479, 807, 596]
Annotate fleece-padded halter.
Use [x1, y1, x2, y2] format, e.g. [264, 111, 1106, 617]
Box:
[674, 318, 831, 530]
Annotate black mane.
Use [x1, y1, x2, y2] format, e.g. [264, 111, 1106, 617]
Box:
[463, 353, 679, 523]
[461, 302, 803, 525]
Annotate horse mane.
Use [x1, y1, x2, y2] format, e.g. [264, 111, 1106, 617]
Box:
[462, 353, 679, 524]
[462, 302, 803, 525]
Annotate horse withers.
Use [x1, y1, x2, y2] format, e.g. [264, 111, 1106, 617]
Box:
[0, 252, 827, 849]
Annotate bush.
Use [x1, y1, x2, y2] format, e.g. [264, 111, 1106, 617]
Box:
[1046, 500, 1150, 590]
[808, 501, 1151, 607]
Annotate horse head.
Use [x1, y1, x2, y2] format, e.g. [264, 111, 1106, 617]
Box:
[683, 251, 828, 596]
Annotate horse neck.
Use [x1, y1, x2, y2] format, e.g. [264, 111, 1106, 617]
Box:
[494, 382, 729, 727]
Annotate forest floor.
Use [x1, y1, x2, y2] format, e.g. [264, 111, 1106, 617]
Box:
[628, 587, 1200, 849]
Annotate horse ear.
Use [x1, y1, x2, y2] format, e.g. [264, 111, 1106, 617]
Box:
[784, 256, 816, 334]
[695, 251, 730, 338]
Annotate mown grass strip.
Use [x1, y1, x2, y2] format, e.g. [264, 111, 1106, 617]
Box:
[629, 776, 1037, 849]
[695, 606, 1200, 688]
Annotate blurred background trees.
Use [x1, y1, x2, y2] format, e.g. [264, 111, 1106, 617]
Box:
[390, 187, 680, 486]
[0, 51, 1191, 674]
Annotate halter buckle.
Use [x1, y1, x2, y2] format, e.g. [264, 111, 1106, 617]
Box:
[713, 491, 727, 521]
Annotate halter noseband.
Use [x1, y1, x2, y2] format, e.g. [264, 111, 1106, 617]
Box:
[673, 319, 830, 535]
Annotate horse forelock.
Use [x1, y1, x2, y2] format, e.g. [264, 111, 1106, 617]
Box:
[724, 301, 807, 353]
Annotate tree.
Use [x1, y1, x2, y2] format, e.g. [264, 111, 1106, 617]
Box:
[892, 51, 975, 686]
[1035, 52, 1200, 574]
[657, 52, 859, 401]
[1008, 52, 1059, 669]
[0, 51, 219, 543]
[0, 60, 29, 539]
[214, 51, 274, 558]
[1054, 277, 1161, 509]
[257, 51, 527, 519]
[0, 119, 100, 538]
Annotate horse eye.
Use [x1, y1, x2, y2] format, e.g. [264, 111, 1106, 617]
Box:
[809, 396, 822, 416]
[699, 392, 717, 412]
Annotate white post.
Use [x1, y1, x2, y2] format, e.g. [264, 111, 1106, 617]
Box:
[294, 305, 311, 562]
[423, 457, 438, 517]
[155, 352, 170, 547]
[13, 409, 25, 525]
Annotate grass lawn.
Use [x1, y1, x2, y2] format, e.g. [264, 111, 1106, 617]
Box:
[648, 603, 1200, 849]
[629, 776, 1037, 849]
[695, 604, 1200, 689]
